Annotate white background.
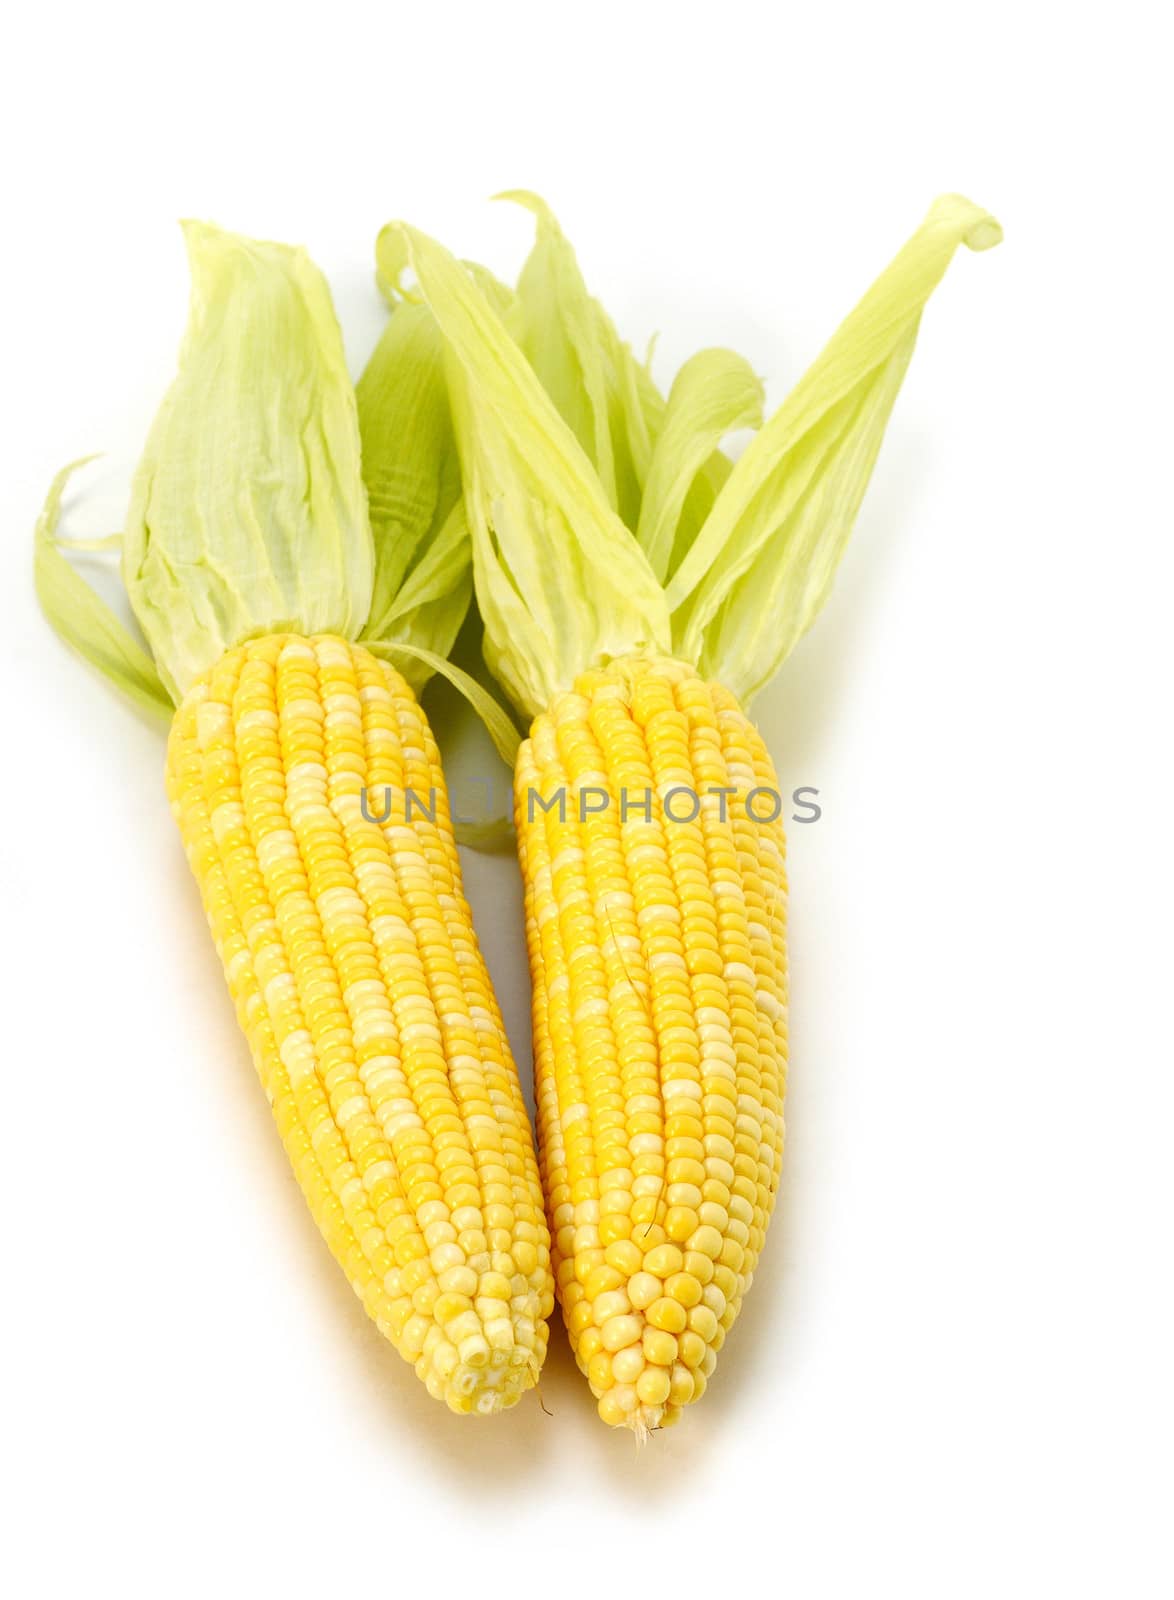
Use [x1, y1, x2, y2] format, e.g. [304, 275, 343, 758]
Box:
[2, 4, 1170, 1596]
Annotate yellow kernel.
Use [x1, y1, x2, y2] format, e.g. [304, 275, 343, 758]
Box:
[600, 1313, 643, 1352]
[646, 1296, 688, 1334]
[588, 1352, 615, 1392]
[578, 1325, 604, 1362]
[432, 1292, 473, 1325]
[702, 1283, 727, 1318]
[644, 1243, 685, 1279]
[683, 1250, 715, 1285]
[666, 1272, 703, 1308]
[627, 1271, 661, 1311]
[512, 1240, 538, 1275]
[412, 1282, 439, 1316]
[611, 1345, 645, 1385]
[459, 1334, 490, 1369]
[668, 1363, 695, 1406]
[713, 1264, 738, 1300]
[642, 1328, 678, 1366]
[437, 1266, 478, 1298]
[720, 1238, 745, 1272]
[432, 1340, 459, 1379]
[593, 1288, 632, 1324]
[636, 1367, 671, 1408]
[584, 1264, 623, 1299]
[688, 1224, 724, 1259]
[598, 1391, 629, 1427]
[688, 1304, 718, 1343]
[610, 1383, 639, 1416]
[605, 1240, 643, 1277]
[678, 1330, 707, 1368]
[665, 1206, 698, 1242]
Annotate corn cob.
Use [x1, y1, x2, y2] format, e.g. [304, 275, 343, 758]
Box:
[398, 193, 1000, 1430]
[167, 633, 549, 1411]
[517, 655, 786, 1427]
[36, 225, 553, 1414]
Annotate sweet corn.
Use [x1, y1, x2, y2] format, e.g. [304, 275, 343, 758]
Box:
[393, 192, 999, 1432]
[37, 224, 557, 1418]
[517, 655, 787, 1430]
[167, 633, 552, 1412]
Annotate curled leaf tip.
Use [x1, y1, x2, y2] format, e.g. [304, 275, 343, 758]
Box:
[35, 457, 174, 719]
[375, 221, 413, 299]
[492, 189, 552, 218]
[966, 215, 1003, 252]
[928, 193, 1003, 251]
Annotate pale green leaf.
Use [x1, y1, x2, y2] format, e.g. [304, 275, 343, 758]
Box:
[463, 261, 516, 319]
[35, 458, 174, 719]
[498, 191, 618, 507]
[593, 302, 661, 530]
[367, 501, 474, 689]
[357, 301, 461, 639]
[395, 222, 671, 721]
[690, 330, 917, 697]
[670, 194, 1002, 700]
[501, 193, 668, 530]
[123, 222, 373, 701]
[381, 500, 470, 625]
[636, 347, 763, 582]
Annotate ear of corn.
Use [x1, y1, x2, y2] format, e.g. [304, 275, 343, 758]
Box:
[399, 195, 999, 1428]
[37, 223, 552, 1413]
[168, 633, 550, 1411]
[517, 655, 786, 1432]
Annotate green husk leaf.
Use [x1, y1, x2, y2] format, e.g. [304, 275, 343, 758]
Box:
[668, 194, 1002, 701]
[593, 302, 661, 531]
[463, 261, 517, 319]
[394, 221, 671, 721]
[34, 458, 174, 719]
[636, 348, 764, 583]
[498, 191, 618, 507]
[123, 222, 373, 701]
[368, 506, 473, 693]
[357, 300, 463, 642]
[501, 194, 670, 531]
